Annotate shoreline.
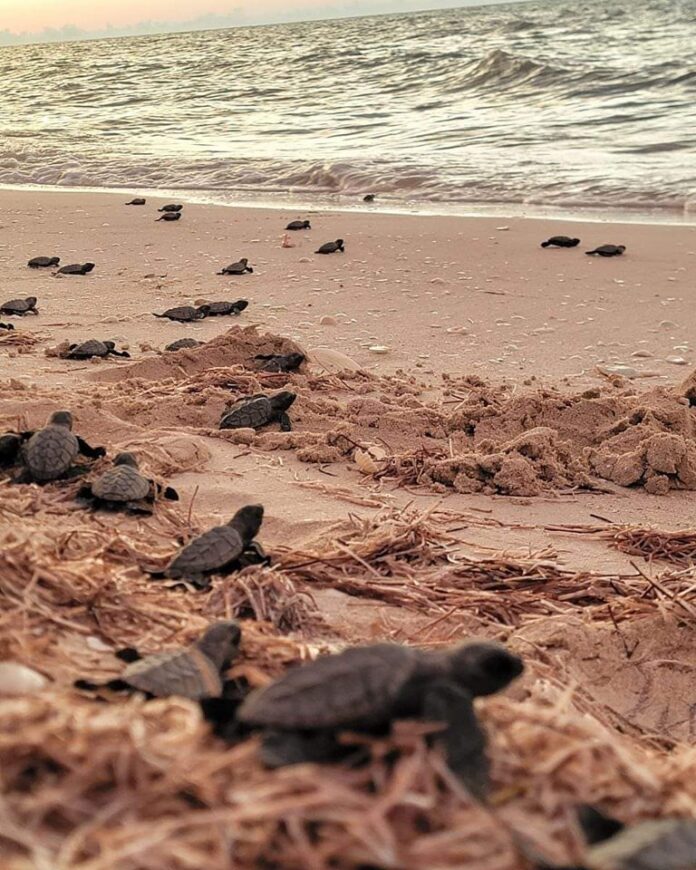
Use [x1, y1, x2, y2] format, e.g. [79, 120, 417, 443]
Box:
[2, 182, 694, 227]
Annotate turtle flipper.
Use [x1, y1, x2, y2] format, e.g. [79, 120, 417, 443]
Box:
[111, 350, 131, 358]
[12, 467, 33, 484]
[76, 437, 106, 459]
[115, 647, 142, 663]
[238, 541, 270, 568]
[278, 413, 292, 432]
[260, 728, 350, 768]
[163, 486, 179, 501]
[61, 464, 92, 480]
[422, 679, 489, 800]
[125, 501, 154, 516]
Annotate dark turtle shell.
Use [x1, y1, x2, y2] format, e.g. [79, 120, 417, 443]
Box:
[207, 300, 248, 316]
[220, 260, 251, 275]
[28, 256, 59, 268]
[585, 818, 696, 870]
[68, 340, 110, 359]
[286, 220, 310, 230]
[238, 644, 420, 730]
[166, 525, 246, 578]
[122, 647, 223, 699]
[156, 306, 203, 322]
[220, 396, 273, 430]
[1, 298, 36, 315]
[23, 425, 79, 481]
[92, 464, 151, 503]
[59, 263, 95, 275]
[165, 338, 203, 352]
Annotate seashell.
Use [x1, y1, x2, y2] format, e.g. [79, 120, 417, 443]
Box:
[0, 662, 48, 695]
[354, 448, 379, 475]
[308, 347, 362, 373]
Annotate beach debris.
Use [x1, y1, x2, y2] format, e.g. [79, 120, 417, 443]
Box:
[254, 352, 305, 373]
[316, 239, 345, 254]
[309, 347, 361, 372]
[320, 315, 337, 326]
[205, 300, 249, 317]
[11, 410, 105, 484]
[65, 339, 131, 360]
[496, 225, 510, 231]
[126, 197, 146, 205]
[218, 258, 253, 275]
[220, 391, 296, 432]
[369, 345, 391, 354]
[281, 233, 294, 248]
[150, 505, 267, 588]
[27, 256, 60, 268]
[286, 220, 311, 230]
[0, 322, 15, 331]
[238, 640, 523, 797]
[363, 194, 376, 202]
[156, 212, 181, 222]
[541, 236, 580, 248]
[597, 364, 640, 379]
[153, 304, 210, 322]
[158, 204, 183, 212]
[0, 662, 48, 696]
[165, 338, 204, 352]
[586, 244, 626, 257]
[58, 262, 96, 275]
[666, 356, 689, 366]
[76, 621, 242, 700]
[354, 447, 380, 474]
[1, 297, 38, 316]
[76, 452, 179, 514]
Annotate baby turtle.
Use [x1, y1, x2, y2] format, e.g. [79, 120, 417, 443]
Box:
[541, 236, 580, 248]
[154, 505, 266, 588]
[586, 244, 626, 257]
[206, 299, 249, 317]
[158, 204, 183, 213]
[0, 297, 38, 316]
[66, 339, 130, 360]
[58, 263, 95, 275]
[316, 239, 345, 254]
[156, 212, 181, 222]
[0, 433, 23, 468]
[220, 391, 296, 432]
[126, 198, 146, 205]
[165, 338, 204, 352]
[254, 352, 305, 373]
[153, 304, 210, 322]
[14, 410, 105, 484]
[363, 194, 376, 202]
[77, 452, 178, 514]
[28, 256, 60, 268]
[218, 258, 253, 275]
[0, 322, 15, 331]
[238, 640, 523, 797]
[76, 621, 242, 701]
[286, 220, 311, 230]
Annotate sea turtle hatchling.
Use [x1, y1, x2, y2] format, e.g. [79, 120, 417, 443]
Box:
[66, 339, 130, 360]
[286, 220, 311, 230]
[0, 297, 38, 316]
[165, 338, 204, 352]
[150, 504, 267, 589]
[219, 391, 296, 432]
[28, 256, 60, 268]
[238, 640, 524, 797]
[315, 239, 345, 254]
[254, 352, 305, 373]
[586, 244, 626, 257]
[126, 198, 146, 205]
[158, 204, 183, 213]
[58, 262, 95, 275]
[218, 258, 254, 275]
[0, 322, 15, 331]
[541, 236, 580, 248]
[77, 452, 179, 514]
[153, 304, 210, 322]
[205, 299, 249, 317]
[13, 410, 105, 484]
[75, 621, 242, 701]
[156, 212, 181, 222]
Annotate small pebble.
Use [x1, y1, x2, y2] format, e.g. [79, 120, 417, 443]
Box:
[320, 316, 337, 326]
[369, 345, 391, 354]
[0, 662, 47, 696]
[666, 356, 689, 366]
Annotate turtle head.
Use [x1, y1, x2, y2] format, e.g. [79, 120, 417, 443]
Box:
[26, 297, 38, 307]
[50, 257, 60, 265]
[48, 410, 73, 429]
[233, 299, 249, 312]
[286, 353, 305, 368]
[113, 452, 139, 468]
[617, 245, 626, 253]
[271, 391, 297, 412]
[447, 641, 523, 697]
[303, 220, 311, 228]
[104, 341, 116, 350]
[196, 620, 242, 670]
[197, 304, 211, 316]
[229, 504, 264, 542]
[83, 263, 96, 273]
[239, 258, 248, 265]
[336, 239, 344, 246]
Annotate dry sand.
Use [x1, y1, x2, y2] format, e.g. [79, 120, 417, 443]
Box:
[1, 188, 696, 868]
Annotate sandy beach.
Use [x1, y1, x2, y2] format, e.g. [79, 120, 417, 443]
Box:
[2, 188, 696, 867]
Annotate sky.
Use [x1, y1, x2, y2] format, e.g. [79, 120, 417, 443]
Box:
[0, 0, 532, 43]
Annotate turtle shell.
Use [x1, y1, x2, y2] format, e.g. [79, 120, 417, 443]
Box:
[238, 643, 420, 730]
[222, 262, 246, 274]
[68, 340, 108, 359]
[165, 338, 203, 352]
[166, 524, 246, 578]
[586, 818, 696, 870]
[23, 425, 79, 481]
[1, 298, 34, 314]
[28, 257, 57, 267]
[161, 306, 200, 322]
[123, 647, 222, 699]
[58, 264, 84, 274]
[207, 301, 238, 316]
[220, 396, 273, 430]
[92, 464, 151, 503]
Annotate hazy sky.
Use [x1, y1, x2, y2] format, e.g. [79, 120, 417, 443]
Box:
[0, 0, 529, 37]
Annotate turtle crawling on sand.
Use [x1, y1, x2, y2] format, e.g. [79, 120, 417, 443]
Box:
[238, 640, 524, 797]
[206, 299, 249, 317]
[0, 322, 15, 331]
[541, 236, 580, 248]
[126, 198, 146, 205]
[1, 297, 38, 316]
[220, 391, 296, 432]
[66, 339, 130, 360]
[13, 410, 105, 484]
[149, 505, 267, 589]
[74, 621, 242, 701]
[254, 352, 305, 373]
[218, 258, 253, 275]
[77, 452, 178, 514]
[315, 239, 344, 254]
[586, 244, 626, 257]
[28, 256, 60, 268]
[286, 220, 311, 230]
[154, 304, 210, 322]
[158, 204, 183, 213]
[165, 338, 204, 352]
[58, 263, 95, 275]
[156, 212, 181, 222]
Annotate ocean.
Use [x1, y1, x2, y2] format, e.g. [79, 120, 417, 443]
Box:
[1, 0, 694, 216]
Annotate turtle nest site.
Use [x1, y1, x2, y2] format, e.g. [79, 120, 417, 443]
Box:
[2, 327, 696, 868]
